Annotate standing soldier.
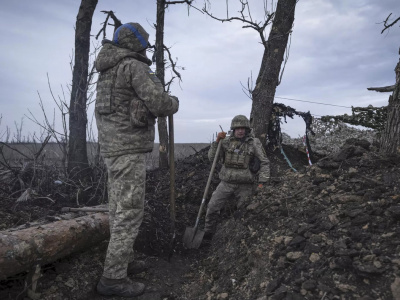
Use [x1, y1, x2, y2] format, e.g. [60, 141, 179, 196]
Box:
[95, 22, 179, 297]
[203, 115, 270, 242]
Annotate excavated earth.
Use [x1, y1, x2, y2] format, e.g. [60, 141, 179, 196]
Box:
[1, 138, 400, 300]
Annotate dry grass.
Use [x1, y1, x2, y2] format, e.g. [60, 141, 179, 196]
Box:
[0, 142, 209, 169]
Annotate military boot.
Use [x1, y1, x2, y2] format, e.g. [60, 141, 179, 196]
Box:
[127, 260, 149, 275]
[96, 276, 145, 297]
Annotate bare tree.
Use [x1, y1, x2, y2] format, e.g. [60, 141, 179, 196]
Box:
[368, 13, 400, 155]
[155, 0, 192, 169]
[380, 57, 400, 154]
[202, 0, 297, 147]
[155, 0, 169, 169]
[68, 0, 98, 180]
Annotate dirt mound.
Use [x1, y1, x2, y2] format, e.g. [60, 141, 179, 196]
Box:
[182, 139, 400, 299]
[1, 139, 400, 299]
[137, 143, 313, 258]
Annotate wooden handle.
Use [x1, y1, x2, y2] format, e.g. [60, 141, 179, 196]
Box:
[194, 141, 222, 228]
[168, 115, 176, 223]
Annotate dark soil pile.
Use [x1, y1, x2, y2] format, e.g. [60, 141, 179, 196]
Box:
[182, 139, 400, 300]
[1, 139, 400, 299]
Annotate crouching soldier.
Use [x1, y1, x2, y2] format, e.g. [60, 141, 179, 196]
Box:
[203, 115, 270, 242]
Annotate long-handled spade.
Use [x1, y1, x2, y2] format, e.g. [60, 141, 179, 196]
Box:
[167, 114, 177, 260]
[182, 136, 223, 249]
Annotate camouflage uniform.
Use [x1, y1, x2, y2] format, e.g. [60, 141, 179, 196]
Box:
[95, 23, 178, 280]
[204, 116, 270, 234]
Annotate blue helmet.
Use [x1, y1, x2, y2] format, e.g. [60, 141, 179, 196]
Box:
[113, 23, 149, 52]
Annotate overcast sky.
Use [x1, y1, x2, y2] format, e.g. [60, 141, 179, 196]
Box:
[0, 0, 398, 143]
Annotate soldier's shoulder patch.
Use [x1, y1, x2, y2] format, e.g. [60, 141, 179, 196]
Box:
[148, 68, 161, 84]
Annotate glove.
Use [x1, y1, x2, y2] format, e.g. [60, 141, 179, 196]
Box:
[170, 95, 179, 104]
[257, 178, 270, 189]
[216, 131, 227, 142]
[169, 95, 179, 114]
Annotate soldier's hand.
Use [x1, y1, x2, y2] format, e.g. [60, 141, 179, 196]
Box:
[254, 182, 266, 195]
[216, 131, 227, 142]
[170, 95, 179, 103]
[170, 95, 179, 114]
[257, 178, 270, 189]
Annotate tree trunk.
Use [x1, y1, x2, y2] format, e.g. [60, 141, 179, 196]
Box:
[0, 212, 109, 280]
[251, 0, 296, 147]
[156, 0, 169, 169]
[67, 0, 98, 178]
[380, 59, 400, 154]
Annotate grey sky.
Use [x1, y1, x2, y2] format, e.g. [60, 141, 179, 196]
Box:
[0, 0, 398, 143]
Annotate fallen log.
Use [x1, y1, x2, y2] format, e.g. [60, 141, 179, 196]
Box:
[0, 212, 109, 280]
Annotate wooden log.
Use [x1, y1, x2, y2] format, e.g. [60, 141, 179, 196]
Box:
[0, 212, 109, 280]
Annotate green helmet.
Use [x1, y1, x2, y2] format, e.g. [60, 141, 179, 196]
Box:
[230, 115, 250, 130]
[113, 23, 149, 52]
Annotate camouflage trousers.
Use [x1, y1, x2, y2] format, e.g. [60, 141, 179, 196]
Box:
[204, 181, 253, 234]
[102, 153, 146, 279]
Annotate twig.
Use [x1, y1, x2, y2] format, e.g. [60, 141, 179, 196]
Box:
[190, 146, 198, 154]
[166, 0, 193, 4]
[34, 196, 55, 203]
[96, 11, 122, 40]
[381, 13, 400, 34]
[34, 135, 51, 161]
[163, 45, 182, 85]
[201, 0, 275, 47]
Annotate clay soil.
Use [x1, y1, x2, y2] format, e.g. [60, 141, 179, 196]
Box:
[1, 139, 400, 300]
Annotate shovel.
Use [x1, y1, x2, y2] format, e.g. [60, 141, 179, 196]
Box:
[183, 139, 223, 249]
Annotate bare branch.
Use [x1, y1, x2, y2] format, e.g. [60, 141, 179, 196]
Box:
[201, 0, 275, 47]
[240, 71, 254, 100]
[165, 0, 193, 4]
[165, 0, 203, 15]
[278, 30, 292, 85]
[381, 13, 400, 34]
[96, 11, 123, 40]
[34, 135, 51, 161]
[367, 85, 396, 92]
[163, 45, 182, 81]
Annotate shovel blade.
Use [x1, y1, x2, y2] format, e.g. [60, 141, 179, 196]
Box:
[182, 227, 205, 249]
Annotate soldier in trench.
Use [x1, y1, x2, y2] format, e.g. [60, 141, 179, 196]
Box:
[94, 23, 179, 297]
[203, 115, 271, 242]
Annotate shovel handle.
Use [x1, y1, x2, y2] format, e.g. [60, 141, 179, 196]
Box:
[61, 207, 108, 212]
[194, 140, 223, 228]
[169, 115, 176, 223]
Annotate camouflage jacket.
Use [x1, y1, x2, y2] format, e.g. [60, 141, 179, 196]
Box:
[95, 41, 179, 157]
[208, 132, 270, 183]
